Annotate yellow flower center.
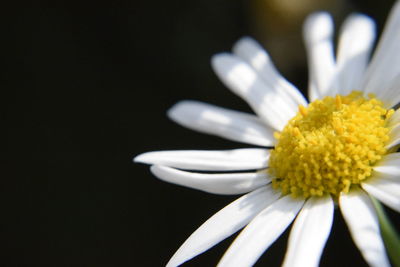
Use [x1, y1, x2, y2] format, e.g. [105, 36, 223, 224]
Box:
[269, 91, 393, 198]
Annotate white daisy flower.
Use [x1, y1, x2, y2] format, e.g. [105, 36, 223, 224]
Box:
[135, 2, 400, 267]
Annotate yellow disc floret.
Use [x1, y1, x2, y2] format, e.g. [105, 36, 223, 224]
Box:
[269, 91, 393, 198]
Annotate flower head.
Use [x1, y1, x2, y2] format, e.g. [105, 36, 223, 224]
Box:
[270, 92, 392, 198]
[135, 2, 400, 266]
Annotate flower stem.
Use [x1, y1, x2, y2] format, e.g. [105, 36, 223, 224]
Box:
[371, 197, 400, 267]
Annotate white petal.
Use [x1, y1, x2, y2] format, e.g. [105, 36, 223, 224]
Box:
[150, 165, 271, 195]
[168, 100, 276, 147]
[362, 173, 400, 212]
[166, 186, 280, 267]
[388, 107, 400, 127]
[335, 14, 376, 96]
[362, 1, 400, 96]
[386, 123, 400, 149]
[373, 152, 400, 176]
[134, 148, 270, 171]
[340, 190, 390, 267]
[282, 196, 334, 267]
[375, 74, 400, 108]
[303, 12, 336, 101]
[217, 195, 304, 267]
[232, 37, 307, 107]
[211, 54, 297, 131]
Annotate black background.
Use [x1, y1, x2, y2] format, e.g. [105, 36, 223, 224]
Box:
[3, 0, 399, 266]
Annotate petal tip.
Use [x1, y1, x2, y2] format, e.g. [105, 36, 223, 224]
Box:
[166, 255, 187, 267]
[303, 12, 333, 43]
[211, 53, 235, 70]
[232, 36, 256, 53]
[150, 165, 169, 180]
[343, 13, 376, 38]
[167, 100, 206, 125]
[167, 101, 190, 121]
[133, 152, 151, 164]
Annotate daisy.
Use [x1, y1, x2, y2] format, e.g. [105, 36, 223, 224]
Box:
[135, 2, 400, 267]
